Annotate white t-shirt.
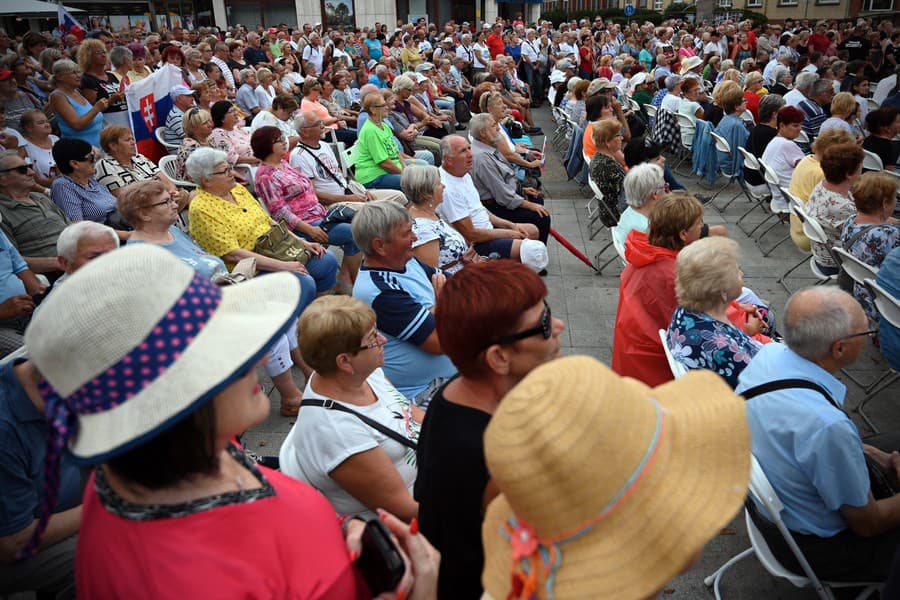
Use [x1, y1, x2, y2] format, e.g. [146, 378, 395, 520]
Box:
[761, 136, 805, 210]
[289, 143, 347, 196]
[279, 368, 419, 519]
[302, 44, 324, 75]
[438, 167, 493, 230]
[473, 43, 490, 69]
[783, 89, 807, 108]
[661, 93, 682, 113]
[249, 110, 295, 141]
[22, 134, 57, 179]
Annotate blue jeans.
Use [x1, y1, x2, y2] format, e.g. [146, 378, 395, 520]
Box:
[307, 219, 360, 256]
[664, 163, 685, 191]
[364, 173, 402, 190]
[304, 250, 339, 293]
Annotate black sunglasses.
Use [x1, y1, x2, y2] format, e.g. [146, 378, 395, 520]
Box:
[482, 300, 552, 350]
[0, 163, 32, 174]
[76, 153, 96, 163]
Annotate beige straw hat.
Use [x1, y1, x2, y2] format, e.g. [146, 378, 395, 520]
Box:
[481, 356, 750, 600]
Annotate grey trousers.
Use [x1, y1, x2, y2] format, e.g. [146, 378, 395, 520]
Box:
[0, 535, 76, 599]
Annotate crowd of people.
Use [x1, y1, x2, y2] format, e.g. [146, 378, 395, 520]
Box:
[1, 12, 900, 600]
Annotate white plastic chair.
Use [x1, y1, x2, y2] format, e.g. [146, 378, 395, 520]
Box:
[740, 109, 756, 127]
[735, 147, 773, 234]
[158, 155, 196, 189]
[777, 192, 838, 293]
[708, 131, 741, 208]
[863, 149, 885, 172]
[628, 97, 641, 113]
[833, 247, 879, 287]
[610, 226, 628, 266]
[586, 177, 621, 273]
[659, 329, 687, 379]
[339, 144, 359, 177]
[154, 127, 181, 154]
[852, 278, 900, 432]
[795, 130, 810, 145]
[867, 97, 881, 112]
[705, 455, 881, 600]
[751, 158, 791, 256]
[643, 103, 658, 119]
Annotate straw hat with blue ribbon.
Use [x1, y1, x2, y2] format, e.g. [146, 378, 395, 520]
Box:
[481, 356, 750, 600]
[20, 244, 303, 556]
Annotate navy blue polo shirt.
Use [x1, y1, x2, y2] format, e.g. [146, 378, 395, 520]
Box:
[0, 361, 82, 538]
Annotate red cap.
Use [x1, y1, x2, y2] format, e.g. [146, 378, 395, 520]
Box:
[0, 69, 13, 82]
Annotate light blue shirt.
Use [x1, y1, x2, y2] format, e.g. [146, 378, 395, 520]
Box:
[736, 343, 869, 537]
[615, 207, 648, 248]
[0, 231, 27, 300]
[127, 226, 227, 280]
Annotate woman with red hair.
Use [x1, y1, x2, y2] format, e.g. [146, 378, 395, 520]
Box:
[415, 260, 565, 600]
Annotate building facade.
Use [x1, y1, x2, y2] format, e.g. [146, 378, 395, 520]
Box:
[540, 0, 895, 21]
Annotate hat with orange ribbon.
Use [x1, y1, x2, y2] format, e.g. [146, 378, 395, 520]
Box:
[481, 356, 750, 600]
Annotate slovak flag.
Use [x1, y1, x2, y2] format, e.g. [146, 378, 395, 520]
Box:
[57, 5, 85, 42]
[125, 65, 182, 163]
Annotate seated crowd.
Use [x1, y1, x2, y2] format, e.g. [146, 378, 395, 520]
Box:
[3, 14, 900, 600]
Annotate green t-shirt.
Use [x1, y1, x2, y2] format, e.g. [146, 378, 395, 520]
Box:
[355, 119, 402, 184]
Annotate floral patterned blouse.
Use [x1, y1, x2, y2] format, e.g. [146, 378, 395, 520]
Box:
[806, 181, 856, 268]
[841, 218, 900, 321]
[255, 160, 326, 231]
[208, 126, 254, 160]
[666, 306, 764, 389]
[411, 217, 467, 274]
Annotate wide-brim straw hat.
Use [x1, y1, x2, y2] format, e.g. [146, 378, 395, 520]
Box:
[481, 356, 749, 600]
[680, 55, 703, 75]
[25, 244, 303, 464]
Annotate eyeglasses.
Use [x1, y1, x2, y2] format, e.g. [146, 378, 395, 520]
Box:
[147, 197, 179, 208]
[211, 166, 234, 176]
[354, 330, 386, 352]
[837, 329, 879, 342]
[0, 163, 33, 174]
[482, 300, 553, 350]
[300, 121, 325, 128]
[76, 153, 96, 163]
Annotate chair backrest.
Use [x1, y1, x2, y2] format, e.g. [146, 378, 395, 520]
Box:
[339, 144, 359, 177]
[154, 127, 180, 153]
[867, 97, 881, 112]
[643, 104, 658, 118]
[738, 146, 761, 173]
[863, 149, 885, 172]
[158, 155, 196, 189]
[710, 131, 731, 154]
[675, 112, 695, 130]
[628, 97, 641, 113]
[795, 130, 810, 145]
[587, 176, 603, 203]
[659, 329, 688, 378]
[610, 226, 628, 266]
[832, 247, 879, 285]
[791, 198, 830, 246]
[866, 278, 900, 329]
[758, 158, 781, 188]
[740, 109, 756, 126]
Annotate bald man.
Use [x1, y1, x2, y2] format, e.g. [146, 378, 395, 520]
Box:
[737, 286, 900, 583]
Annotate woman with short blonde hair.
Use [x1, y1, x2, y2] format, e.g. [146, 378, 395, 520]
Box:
[667, 236, 767, 388]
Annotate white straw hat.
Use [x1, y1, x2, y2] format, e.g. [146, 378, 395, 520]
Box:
[25, 244, 303, 463]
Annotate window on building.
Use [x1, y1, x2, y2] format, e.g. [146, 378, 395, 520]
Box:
[745, 0, 762, 6]
[638, 0, 647, 8]
[654, 0, 663, 8]
[718, 0, 732, 7]
[868, 0, 893, 10]
[777, 0, 798, 6]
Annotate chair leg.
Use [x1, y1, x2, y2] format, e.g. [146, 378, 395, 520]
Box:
[713, 186, 743, 213]
[706, 175, 735, 204]
[736, 198, 771, 235]
[760, 232, 791, 257]
[704, 547, 754, 600]
[594, 242, 618, 274]
[777, 255, 808, 294]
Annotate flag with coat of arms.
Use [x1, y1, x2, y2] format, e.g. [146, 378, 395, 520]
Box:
[57, 5, 85, 42]
[125, 64, 183, 163]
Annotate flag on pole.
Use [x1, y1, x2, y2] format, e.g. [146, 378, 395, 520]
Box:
[125, 65, 183, 163]
[57, 5, 85, 42]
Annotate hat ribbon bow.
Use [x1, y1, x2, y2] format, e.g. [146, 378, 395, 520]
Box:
[502, 398, 666, 600]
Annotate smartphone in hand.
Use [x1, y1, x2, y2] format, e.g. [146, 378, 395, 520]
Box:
[355, 518, 405, 596]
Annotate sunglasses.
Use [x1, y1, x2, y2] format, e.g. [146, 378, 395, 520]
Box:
[482, 300, 552, 350]
[76, 153, 96, 163]
[0, 163, 33, 174]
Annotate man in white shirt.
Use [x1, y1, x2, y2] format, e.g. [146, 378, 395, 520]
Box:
[438, 135, 547, 272]
[302, 33, 324, 75]
[210, 43, 235, 91]
[784, 71, 818, 108]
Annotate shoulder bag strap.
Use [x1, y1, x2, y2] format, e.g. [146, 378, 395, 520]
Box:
[843, 223, 882, 251]
[298, 143, 350, 193]
[740, 378, 839, 411]
[300, 398, 417, 450]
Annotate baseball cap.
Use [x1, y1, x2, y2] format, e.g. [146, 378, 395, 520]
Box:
[415, 62, 435, 72]
[169, 84, 194, 99]
[0, 69, 12, 82]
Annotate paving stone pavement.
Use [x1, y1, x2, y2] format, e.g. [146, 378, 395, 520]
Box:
[242, 106, 900, 599]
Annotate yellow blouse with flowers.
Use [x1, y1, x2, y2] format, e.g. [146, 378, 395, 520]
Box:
[189, 184, 272, 267]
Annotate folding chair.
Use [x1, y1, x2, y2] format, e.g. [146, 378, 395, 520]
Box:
[658, 329, 687, 378]
[610, 226, 628, 266]
[863, 149, 885, 172]
[154, 127, 180, 154]
[734, 147, 773, 234]
[867, 97, 881, 112]
[643, 104, 658, 119]
[833, 247, 879, 287]
[751, 159, 791, 256]
[673, 113, 696, 177]
[707, 131, 741, 208]
[777, 193, 838, 294]
[339, 144, 360, 178]
[856, 278, 900, 432]
[158, 155, 196, 189]
[740, 109, 756, 127]
[704, 454, 881, 600]
[795, 130, 811, 146]
[628, 97, 641, 113]
[586, 178, 622, 273]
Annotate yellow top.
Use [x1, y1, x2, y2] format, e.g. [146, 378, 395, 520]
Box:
[189, 185, 272, 265]
[787, 155, 823, 252]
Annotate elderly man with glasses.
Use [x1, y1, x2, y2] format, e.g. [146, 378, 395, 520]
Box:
[737, 286, 900, 584]
[0, 151, 69, 276]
